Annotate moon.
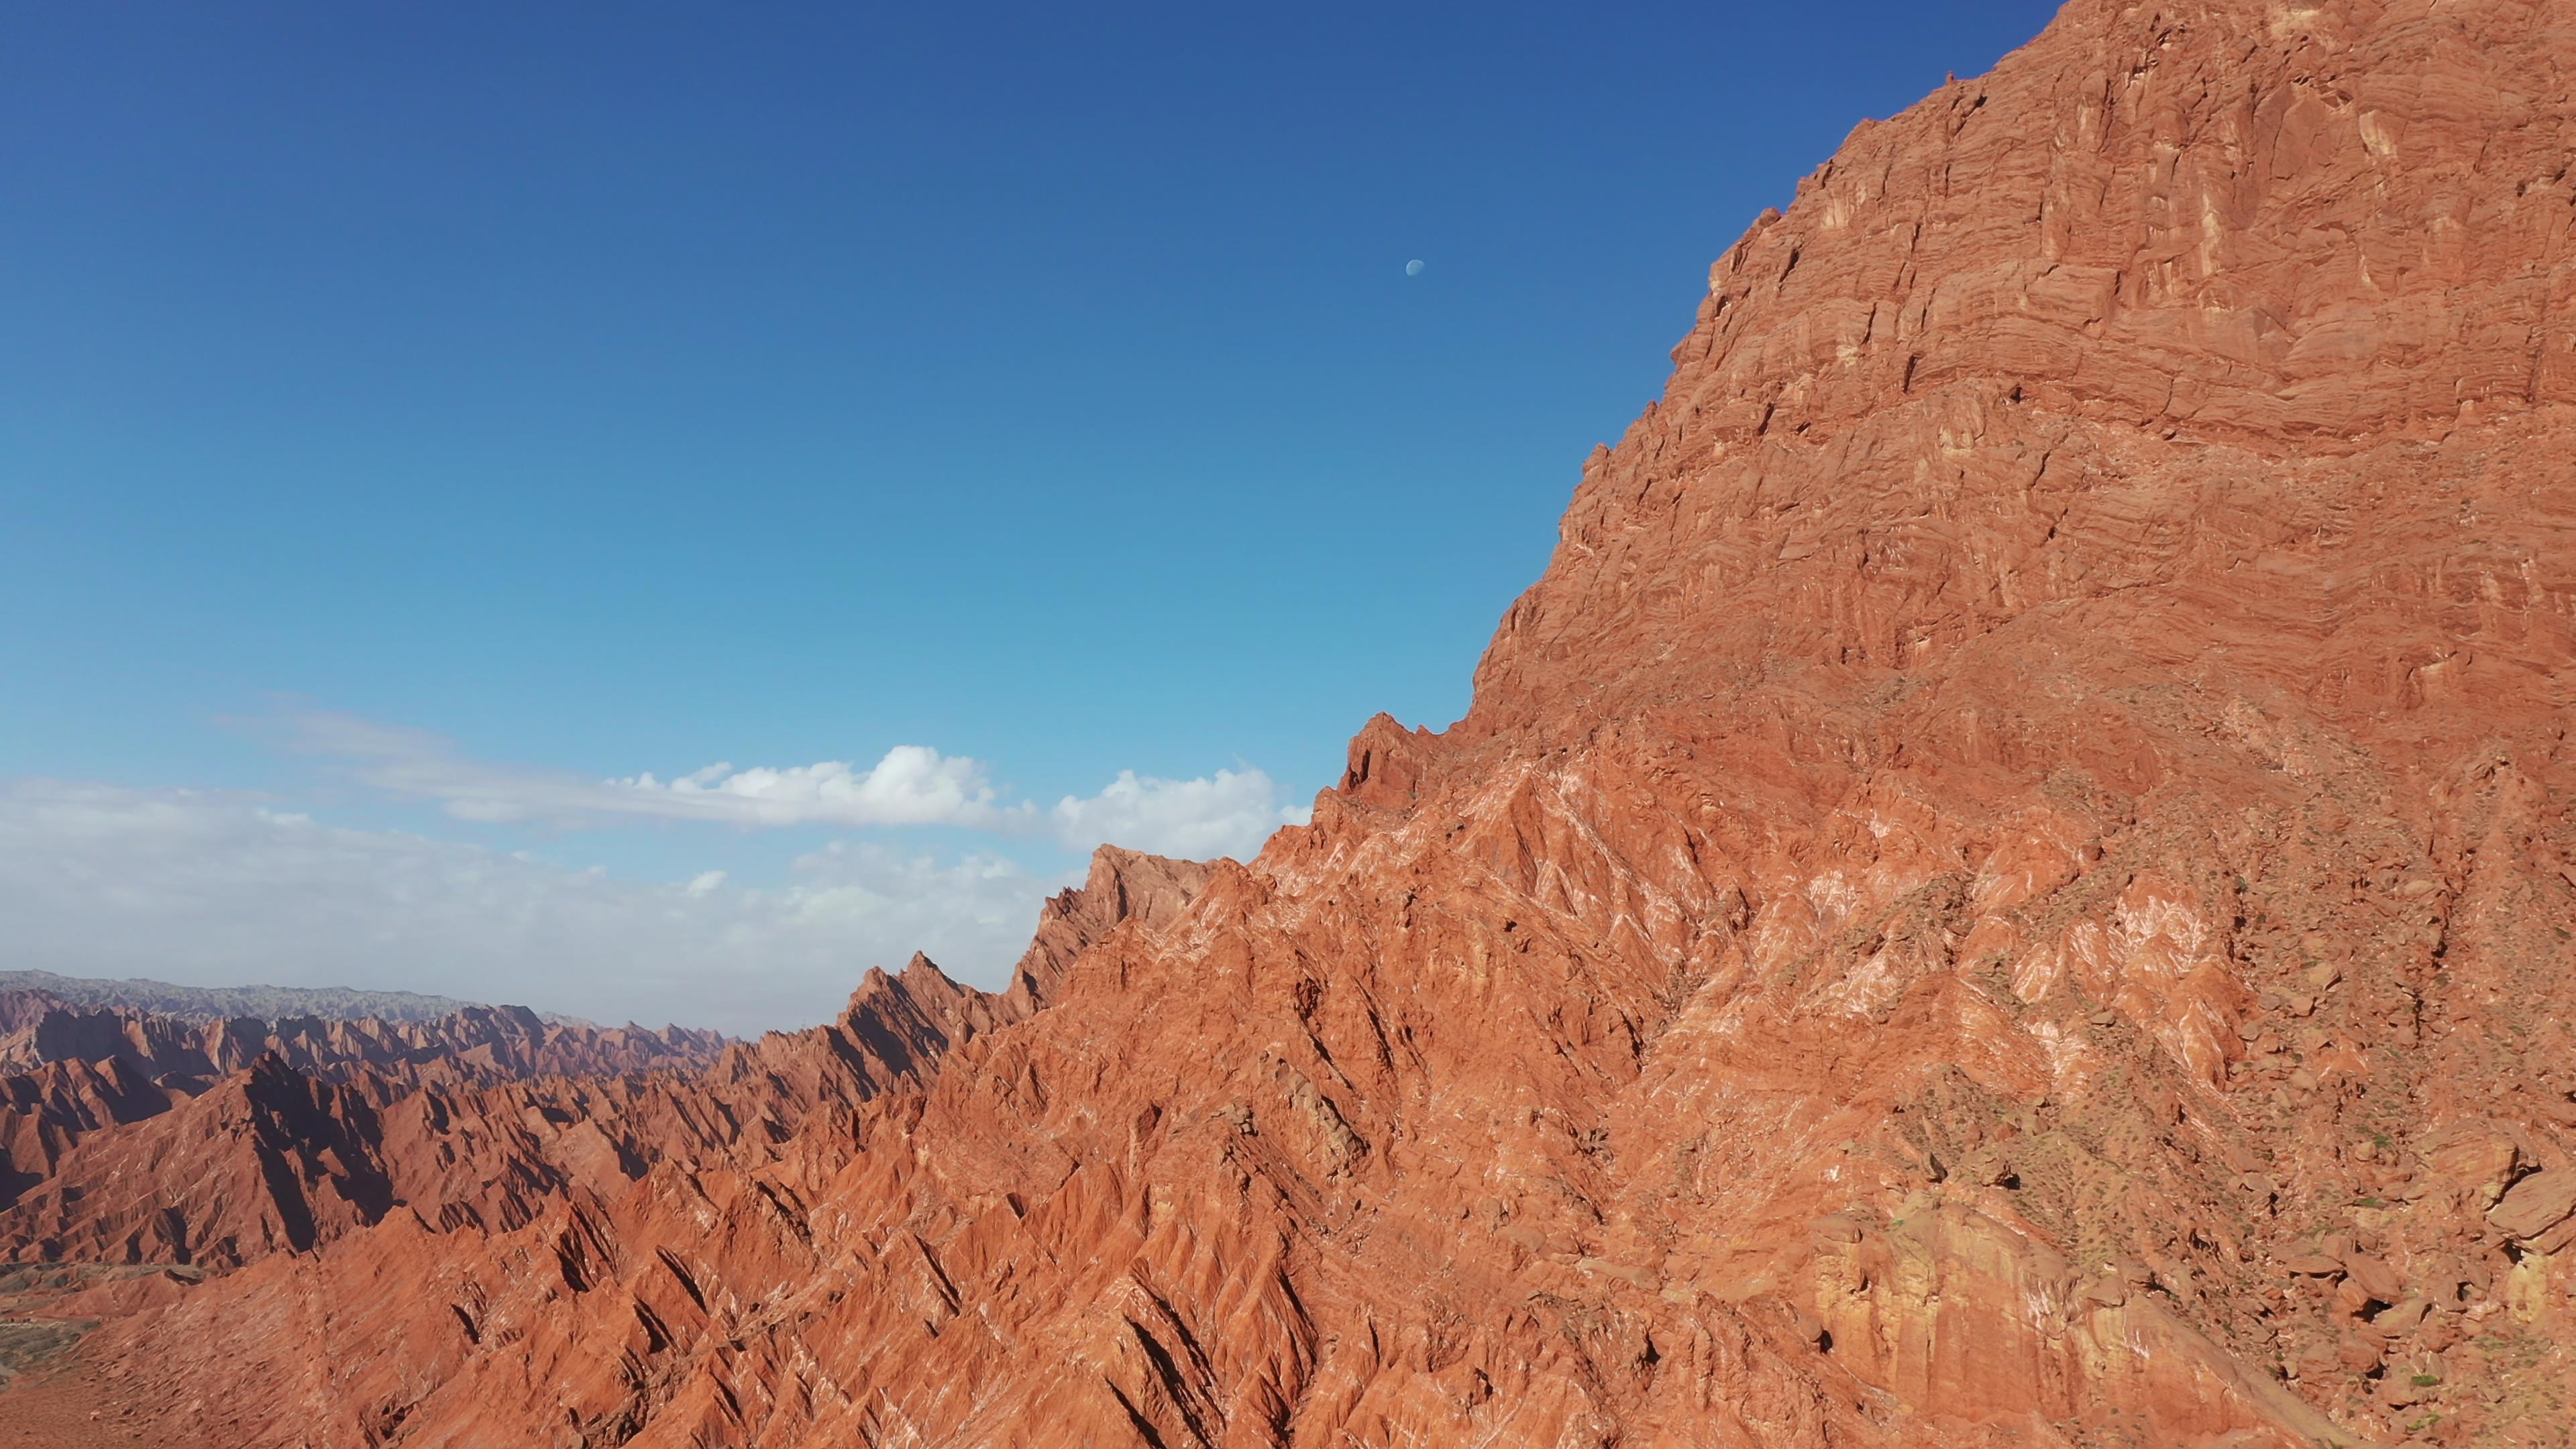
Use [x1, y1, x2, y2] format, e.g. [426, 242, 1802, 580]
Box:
[1405, 258, 1424, 277]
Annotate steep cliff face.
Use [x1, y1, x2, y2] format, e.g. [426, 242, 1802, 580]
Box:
[7, 1, 2576, 1446]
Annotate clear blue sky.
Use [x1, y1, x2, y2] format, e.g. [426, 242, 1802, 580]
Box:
[1, 1, 2063, 1032]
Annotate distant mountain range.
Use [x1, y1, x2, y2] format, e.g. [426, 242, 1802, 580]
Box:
[0, 968, 580, 1027]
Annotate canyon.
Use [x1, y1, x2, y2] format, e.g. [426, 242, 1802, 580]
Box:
[5, 0, 2575, 1444]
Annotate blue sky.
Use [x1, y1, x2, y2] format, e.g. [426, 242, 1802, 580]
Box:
[1, 0, 2063, 1032]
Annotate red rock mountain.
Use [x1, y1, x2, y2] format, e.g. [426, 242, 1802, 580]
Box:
[0, 990, 727, 1217]
[7, 0, 2576, 1444]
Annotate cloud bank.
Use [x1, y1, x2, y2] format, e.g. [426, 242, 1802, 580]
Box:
[0, 716, 1320, 1030]
[284, 711, 1310, 861]
[0, 780, 1051, 1035]
[1049, 768, 1299, 863]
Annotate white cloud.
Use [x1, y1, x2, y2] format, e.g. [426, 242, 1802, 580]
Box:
[1049, 768, 1310, 860]
[0, 714, 1324, 1032]
[612, 745, 1024, 828]
[279, 712, 1028, 831]
[279, 710, 1309, 862]
[0, 780, 1058, 1035]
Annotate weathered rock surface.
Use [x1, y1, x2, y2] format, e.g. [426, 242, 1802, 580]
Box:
[0, 945, 1073, 1269]
[0, 989, 729, 1216]
[10, 0, 2576, 1444]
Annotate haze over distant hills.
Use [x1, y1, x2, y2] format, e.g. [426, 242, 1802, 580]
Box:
[0, 969, 507, 1026]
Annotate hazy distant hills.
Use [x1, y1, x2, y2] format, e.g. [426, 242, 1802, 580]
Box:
[0, 968, 568, 1026]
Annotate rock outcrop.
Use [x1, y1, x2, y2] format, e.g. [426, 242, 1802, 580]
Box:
[8, 1, 2576, 1444]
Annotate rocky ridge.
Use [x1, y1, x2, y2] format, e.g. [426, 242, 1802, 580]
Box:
[6, 1, 2576, 1445]
[0, 847, 1199, 1281]
[0, 989, 728, 1214]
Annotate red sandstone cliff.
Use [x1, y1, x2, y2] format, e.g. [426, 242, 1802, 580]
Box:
[7, 1, 2576, 1444]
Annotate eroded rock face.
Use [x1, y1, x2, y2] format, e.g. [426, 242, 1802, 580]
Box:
[0, 948, 1078, 1271]
[0, 858, 1208, 1291]
[9, 1, 2576, 1445]
[0, 990, 731, 1221]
